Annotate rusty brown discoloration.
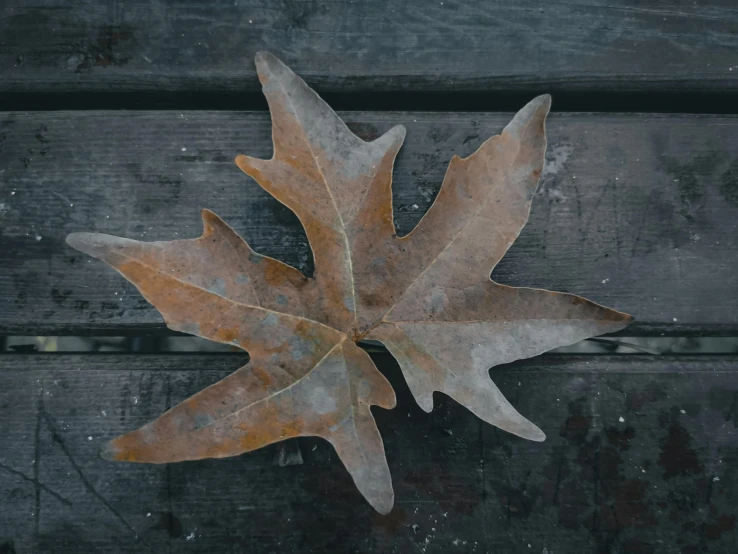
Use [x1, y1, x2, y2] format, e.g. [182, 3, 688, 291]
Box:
[67, 52, 631, 513]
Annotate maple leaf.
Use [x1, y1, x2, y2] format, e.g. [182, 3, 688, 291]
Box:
[66, 52, 632, 513]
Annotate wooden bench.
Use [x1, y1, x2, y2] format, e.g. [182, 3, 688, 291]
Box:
[2, 1, 738, 552]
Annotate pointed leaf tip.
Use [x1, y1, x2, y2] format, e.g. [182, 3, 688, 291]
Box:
[371, 493, 395, 516]
[200, 208, 225, 229]
[254, 50, 290, 82]
[501, 93, 552, 142]
[234, 155, 270, 183]
[526, 93, 552, 119]
[388, 124, 407, 141]
[234, 154, 261, 174]
[615, 313, 635, 331]
[66, 231, 90, 249]
[99, 440, 120, 461]
[383, 125, 407, 149]
[199, 208, 220, 236]
[66, 232, 108, 257]
[254, 50, 274, 64]
[536, 93, 552, 111]
[66, 231, 137, 261]
[528, 426, 547, 442]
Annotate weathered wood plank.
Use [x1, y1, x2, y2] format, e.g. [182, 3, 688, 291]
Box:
[1, 353, 737, 553]
[2, 111, 737, 334]
[1, 0, 738, 98]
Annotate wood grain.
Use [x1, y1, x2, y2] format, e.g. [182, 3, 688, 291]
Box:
[1, 0, 738, 98]
[2, 111, 737, 334]
[1, 353, 736, 553]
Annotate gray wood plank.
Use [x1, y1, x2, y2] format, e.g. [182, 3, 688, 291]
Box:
[2, 111, 738, 334]
[1, 353, 737, 552]
[1, 0, 738, 97]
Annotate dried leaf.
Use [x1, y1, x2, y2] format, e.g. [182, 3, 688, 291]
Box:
[67, 51, 632, 513]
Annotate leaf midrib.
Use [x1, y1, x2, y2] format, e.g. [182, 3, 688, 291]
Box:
[275, 73, 360, 338]
[376, 115, 532, 327]
[106, 246, 343, 338]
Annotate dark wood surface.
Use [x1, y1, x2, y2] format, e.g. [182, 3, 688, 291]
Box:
[0, 353, 737, 553]
[2, 0, 738, 97]
[3, 2, 738, 552]
[2, 111, 738, 335]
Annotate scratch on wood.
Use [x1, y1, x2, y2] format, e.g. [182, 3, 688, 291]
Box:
[478, 421, 490, 547]
[611, 178, 622, 264]
[583, 179, 611, 234]
[164, 373, 174, 554]
[572, 182, 584, 250]
[629, 188, 654, 262]
[591, 444, 600, 531]
[0, 461, 71, 506]
[39, 403, 148, 547]
[34, 393, 42, 534]
[551, 448, 566, 506]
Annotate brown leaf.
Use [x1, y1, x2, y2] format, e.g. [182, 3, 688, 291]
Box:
[66, 51, 632, 513]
